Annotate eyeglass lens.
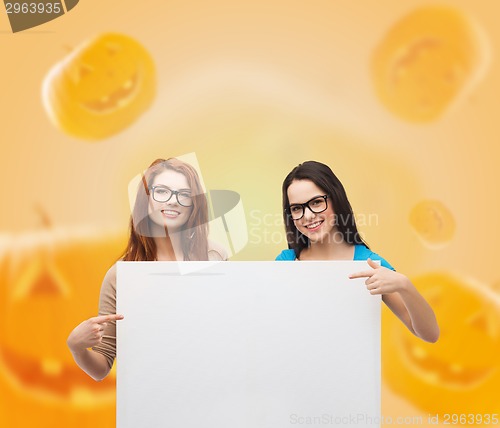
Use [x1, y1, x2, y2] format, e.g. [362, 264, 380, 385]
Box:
[289, 196, 327, 219]
[152, 187, 193, 206]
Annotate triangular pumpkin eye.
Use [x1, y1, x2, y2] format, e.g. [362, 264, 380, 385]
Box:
[106, 43, 121, 57]
[467, 311, 488, 331]
[11, 260, 70, 301]
[466, 309, 498, 337]
[79, 64, 93, 79]
[30, 269, 63, 297]
[69, 64, 93, 83]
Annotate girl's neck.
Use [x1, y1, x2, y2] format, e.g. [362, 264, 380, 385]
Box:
[154, 231, 184, 261]
[300, 237, 355, 261]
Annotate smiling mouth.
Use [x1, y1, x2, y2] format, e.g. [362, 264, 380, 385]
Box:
[161, 209, 181, 218]
[305, 220, 323, 230]
[0, 346, 115, 402]
[81, 72, 139, 114]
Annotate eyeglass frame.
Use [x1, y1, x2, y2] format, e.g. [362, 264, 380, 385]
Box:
[285, 195, 329, 220]
[147, 185, 194, 207]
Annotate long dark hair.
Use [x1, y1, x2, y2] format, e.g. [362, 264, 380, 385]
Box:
[122, 158, 209, 261]
[282, 161, 368, 258]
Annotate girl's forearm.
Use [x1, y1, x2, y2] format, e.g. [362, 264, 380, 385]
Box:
[399, 278, 440, 343]
[68, 346, 111, 381]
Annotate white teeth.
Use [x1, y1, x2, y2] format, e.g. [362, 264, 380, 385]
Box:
[162, 210, 179, 215]
[306, 221, 322, 229]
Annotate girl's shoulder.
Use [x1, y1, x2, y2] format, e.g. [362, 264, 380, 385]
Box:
[102, 263, 118, 283]
[354, 244, 395, 270]
[208, 239, 229, 261]
[275, 249, 296, 261]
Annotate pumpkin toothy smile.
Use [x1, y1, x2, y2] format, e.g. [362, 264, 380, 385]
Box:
[402, 339, 494, 389]
[81, 72, 139, 114]
[383, 272, 500, 416]
[0, 228, 127, 412]
[0, 347, 115, 401]
[399, 283, 499, 389]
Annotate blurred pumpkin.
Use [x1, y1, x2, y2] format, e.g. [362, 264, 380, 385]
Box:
[382, 272, 500, 416]
[409, 199, 455, 248]
[42, 32, 156, 140]
[0, 226, 127, 427]
[371, 6, 489, 122]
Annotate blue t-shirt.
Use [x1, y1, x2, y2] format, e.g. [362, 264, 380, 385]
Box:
[275, 244, 395, 270]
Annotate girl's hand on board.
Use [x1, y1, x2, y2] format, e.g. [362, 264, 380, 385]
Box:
[348, 258, 410, 296]
[67, 314, 124, 352]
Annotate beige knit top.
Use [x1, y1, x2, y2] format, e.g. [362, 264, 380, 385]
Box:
[91, 241, 228, 369]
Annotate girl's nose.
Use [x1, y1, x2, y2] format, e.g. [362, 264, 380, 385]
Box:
[302, 207, 317, 221]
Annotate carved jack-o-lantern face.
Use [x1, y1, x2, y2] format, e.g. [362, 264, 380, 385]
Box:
[42, 33, 156, 140]
[0, 229, 126, 426]
[383, 272, 500, 415]
[409, 199, 455, 248]
[371, 6, 489, 122]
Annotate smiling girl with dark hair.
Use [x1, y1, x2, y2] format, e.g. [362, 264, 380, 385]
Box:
[276, 160, 439, 343]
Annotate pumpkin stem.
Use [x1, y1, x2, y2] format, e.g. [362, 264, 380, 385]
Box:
[491, 281, 500, 294]
[35, 203, 52, 228]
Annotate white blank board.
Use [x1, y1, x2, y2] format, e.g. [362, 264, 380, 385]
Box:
[116, 261, 380, 428]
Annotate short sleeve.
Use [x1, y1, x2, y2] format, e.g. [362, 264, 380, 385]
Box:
[275, 249, 296, 261]
[354, 245, 395, 270]
[368, 251, 395, 271]
[91, 264, 118, 369]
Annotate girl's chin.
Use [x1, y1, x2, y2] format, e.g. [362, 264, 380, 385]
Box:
[150, 219, 185, 232]
[302, 229, 332, 243]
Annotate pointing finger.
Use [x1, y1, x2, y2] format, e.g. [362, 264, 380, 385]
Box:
[349, 270, 374, 279]
[92, 314, 124, 324]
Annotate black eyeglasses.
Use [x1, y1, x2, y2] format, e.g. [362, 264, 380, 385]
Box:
[148, 186, 193, 207]
[286, 195, 329, 220]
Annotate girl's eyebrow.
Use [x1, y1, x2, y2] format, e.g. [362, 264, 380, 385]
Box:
[289, 195, 324, 205]
[155, 185, 191, 192]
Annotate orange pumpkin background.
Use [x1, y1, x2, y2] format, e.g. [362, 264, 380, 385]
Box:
[1, 1, 500, 427]
[42, 32, 156, 140]
[0, 226, 126, 427]
[383, 273, 500, 426]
